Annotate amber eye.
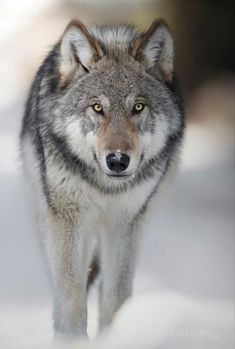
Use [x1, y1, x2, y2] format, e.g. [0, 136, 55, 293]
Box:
[92, 103, 103, 114]
[132, 102, 145, 114]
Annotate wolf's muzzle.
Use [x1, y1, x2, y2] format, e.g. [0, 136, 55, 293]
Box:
[106, 152, 130, 173]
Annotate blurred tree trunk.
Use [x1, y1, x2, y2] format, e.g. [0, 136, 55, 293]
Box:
[165, 0, 235, 97]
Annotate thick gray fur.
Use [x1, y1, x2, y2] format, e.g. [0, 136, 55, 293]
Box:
[20, 20, 184, 338]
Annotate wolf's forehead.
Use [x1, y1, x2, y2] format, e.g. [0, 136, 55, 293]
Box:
[84, 62, 141, 101]
[96, 72, 140, 103]
[96, 92, 137, 108]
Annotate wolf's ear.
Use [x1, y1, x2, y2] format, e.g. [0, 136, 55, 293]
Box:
[131, 19, 174, 83]
[59, 19, 103, 87]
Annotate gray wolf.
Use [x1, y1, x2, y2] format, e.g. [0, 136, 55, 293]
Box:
[20, 18, 184, 338]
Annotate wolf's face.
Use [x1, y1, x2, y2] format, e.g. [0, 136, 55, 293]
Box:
[49, 20, 183, 184]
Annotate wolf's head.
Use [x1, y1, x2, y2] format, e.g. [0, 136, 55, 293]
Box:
[46, 19, 184, 187]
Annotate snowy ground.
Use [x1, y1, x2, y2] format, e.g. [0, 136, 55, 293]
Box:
[0, 94, 234, 349]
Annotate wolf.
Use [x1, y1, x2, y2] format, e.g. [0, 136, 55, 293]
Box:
[20, 18, 184, 337]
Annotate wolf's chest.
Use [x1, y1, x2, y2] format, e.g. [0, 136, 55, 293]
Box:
[78, 176, 158, 234]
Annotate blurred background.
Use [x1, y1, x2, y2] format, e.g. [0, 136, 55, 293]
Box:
[0, 0, 234, 348]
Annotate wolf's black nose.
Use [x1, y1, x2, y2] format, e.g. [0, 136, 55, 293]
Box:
[106, 153, 130, 173]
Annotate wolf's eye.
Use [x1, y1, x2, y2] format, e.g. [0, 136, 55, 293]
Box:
[132, 102, 145, 114]
[92, 103, 103, 114]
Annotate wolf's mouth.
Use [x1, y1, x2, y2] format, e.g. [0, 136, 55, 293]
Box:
[107, 174, 131, 180]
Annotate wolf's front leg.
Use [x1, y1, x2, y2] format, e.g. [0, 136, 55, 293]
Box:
[99, 222, 139, 330]
[46, 205, 92, 338]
